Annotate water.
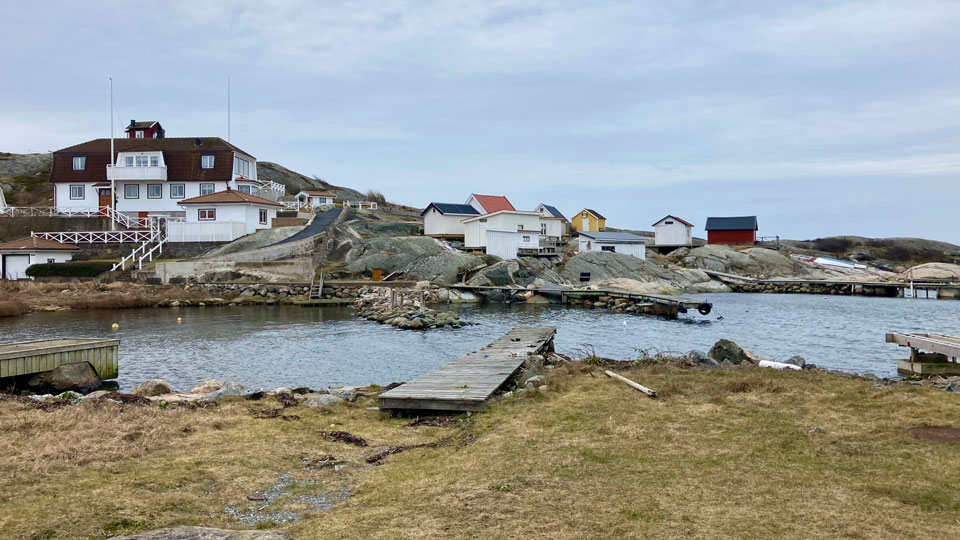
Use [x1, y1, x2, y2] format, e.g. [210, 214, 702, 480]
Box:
[1, 293, 958, 391]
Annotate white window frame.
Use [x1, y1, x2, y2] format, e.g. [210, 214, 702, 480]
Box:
[237, 185, 252, 194]
[147, 184, 162, 199]
[135, 155, 149, 167]
[200, 183, 215, 196]
[601, 245, 616, 252]
[198, 208, 216, 221]
[259, 209, 267, 225]
[169, 183, 185, 199]
[135, 131, 144, 138]
[201, 155, 215, 169]
[69, 184, 85, 200]
[72, 156, 85, 170]
[150, 155, 159, 167]
[124, 184, 139, 199]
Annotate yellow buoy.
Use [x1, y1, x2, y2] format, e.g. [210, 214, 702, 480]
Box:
[177, 317, 182, 324]
[111, 323, 119, 330]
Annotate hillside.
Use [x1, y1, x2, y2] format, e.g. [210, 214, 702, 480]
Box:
[0, 152, 53, 206]
[782, 236, 960, 267]
[256, 161, 364, 201]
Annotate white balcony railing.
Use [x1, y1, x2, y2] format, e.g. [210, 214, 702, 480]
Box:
[106, 165, 168, 181]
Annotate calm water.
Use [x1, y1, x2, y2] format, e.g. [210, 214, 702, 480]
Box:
[1, 293, 958, 391]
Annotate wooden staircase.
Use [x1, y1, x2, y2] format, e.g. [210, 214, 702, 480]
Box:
[308, 271, 324, 299]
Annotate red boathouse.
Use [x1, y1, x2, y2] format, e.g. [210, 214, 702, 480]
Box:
[704, 216, 758, 245]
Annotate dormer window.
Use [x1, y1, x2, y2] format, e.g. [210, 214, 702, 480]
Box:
[72, 156, 85, 170]
[135, 131, 144, 138]
[201, 155, 215, 169]
[150, 156, 159, 167]
[125, 156, 134, 166]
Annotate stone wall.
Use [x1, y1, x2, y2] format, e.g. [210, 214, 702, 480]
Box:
[728, 282, 900, 297]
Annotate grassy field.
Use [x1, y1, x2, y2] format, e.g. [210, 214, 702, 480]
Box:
[2, 365, 959, 539]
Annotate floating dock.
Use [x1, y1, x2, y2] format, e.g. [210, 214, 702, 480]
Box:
[886, 332, 960, 375]
[378, 327, 557, 412]
[0, 338, 119, 380]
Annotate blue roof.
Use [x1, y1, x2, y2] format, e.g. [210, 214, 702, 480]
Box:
[539, 203, 567, 220]
[704, 216, 758, 231]
[420, 203, 481, 217]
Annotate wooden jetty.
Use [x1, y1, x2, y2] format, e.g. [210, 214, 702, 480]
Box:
[378, 327, 556, 412]
[0, 338, 119, 380]
[704, 270, 960, 299]
[886, 332, 960, 375]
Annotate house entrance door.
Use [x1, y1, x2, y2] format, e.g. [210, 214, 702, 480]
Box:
[582, 216, 589, 231]
[98, 189, 112, 214]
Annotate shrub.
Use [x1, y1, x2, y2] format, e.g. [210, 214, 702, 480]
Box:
[364, 190, 388, 205]
[811, 237, 853, 253]
[25, 261, 115, 278]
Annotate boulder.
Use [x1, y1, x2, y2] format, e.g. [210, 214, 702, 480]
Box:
[783, 356, 806, 368]
[188, 379, 224, 394]
[708, 339, 749, 365]
[26, 362, 102, 393]
[302, 393, 344, 409]
[561, 252, 726, 293]
[687, 350, 719, 367]
[111, 525, 285, 539]
[525, 375, 546, 386]
[206, 381, 246, 400]
[678, 244, 806, 279]
[131, 378, 172, 397]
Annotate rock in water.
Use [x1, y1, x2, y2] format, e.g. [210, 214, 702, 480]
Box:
[131, 379, 173, 397]
[188, 379, 224, 394]
[27, 362, 102, 393]
[111, 526, 284, 539]
[708, 339, 749, 365]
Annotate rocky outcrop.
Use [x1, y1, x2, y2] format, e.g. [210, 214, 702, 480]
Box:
[561, 252, 727, 293]
[467, 257, 563, 288]
[26, 362, 102, 393]
[346, 236, 487, 283]
[902, 263, 960, 281]
[256, 161, 363, 201]
[674, 245, 807, 278]
[0, 152, 52, 178]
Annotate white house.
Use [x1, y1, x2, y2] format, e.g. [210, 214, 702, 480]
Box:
[578, 231, 647, 259]
[652, 215, 693, 248]
[51, 133, 276, 220]
[462, 210, 542, 249]
[0, 237, 78, 280]
[167, 189, 282, 242]
[485, 229, 540, 260]
[296, 190, 336, 208]
[534, 203, 568, 239]
[420, 203, 481, 238]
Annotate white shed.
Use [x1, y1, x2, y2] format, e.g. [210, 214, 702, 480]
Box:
[578, 231, 647, 259]
[652, 215, 693, 248]
[421, 203, 481, 238]
[462, 210, 542, 249]
[485, 229, 541, 260]
[0, 237, 78, 280]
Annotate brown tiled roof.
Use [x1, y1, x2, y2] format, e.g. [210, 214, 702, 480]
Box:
[177, 189, 282, 207]
[0, 237, 79, 251]
[50, 138, 255, 184]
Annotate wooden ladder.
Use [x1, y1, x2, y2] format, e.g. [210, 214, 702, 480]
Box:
[308, 271, 324, 299]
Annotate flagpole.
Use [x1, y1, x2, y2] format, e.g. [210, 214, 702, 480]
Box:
[109, 77, 115, 231]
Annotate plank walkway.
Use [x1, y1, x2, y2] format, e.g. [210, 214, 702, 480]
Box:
[378, 327, 556, 412]
[886, 332, 960, 375]
[0, 338, 119, 380]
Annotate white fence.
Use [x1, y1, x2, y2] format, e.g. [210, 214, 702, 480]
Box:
[31, 230, 156, 244]
[166, 221, 247, 243]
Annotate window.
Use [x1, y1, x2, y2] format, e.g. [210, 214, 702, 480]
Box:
[135, 131, 144, 138]
[152, 132, 158, 138]
[665, 220, 674, 225]
[201, 155, 215, 169]
[125, 156, 134, 166]
[147, 184, 162, 199]
[601, 245, 616, 252]
[540, 223, 547, 235]
[517, 224, 523, 230]
[234, 156, 251, 177]
[259, 209, 267, 225]
[169, 184, 185, 199]
[200, 183, 215, 195]
[522, 236, 531, 242]
[237, 185, 252, 194]
[198, 208, 216, 221]
[72, 156, 86, 170]
[124, 184, 139, 199]
[135, 155, 150, 167]
[47, 258, 55, 264]
[150, 155, 159, 167]
[69, 184, 84, 200]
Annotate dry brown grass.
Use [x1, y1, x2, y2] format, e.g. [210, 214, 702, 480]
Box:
[0, 281, 230, 315]
[2, 368, 960, 539]
[0, 296, 30, 317]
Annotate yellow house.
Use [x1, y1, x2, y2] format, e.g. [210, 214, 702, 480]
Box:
[572, 208, 606, 233]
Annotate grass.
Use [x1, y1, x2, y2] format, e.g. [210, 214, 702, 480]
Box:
[2, 366, 960, 539]
[0, 281, 234, 315]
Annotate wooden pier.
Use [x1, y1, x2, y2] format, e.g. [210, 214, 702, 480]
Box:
[0, 338, 119, 380]
[378, 327, 557, 412]
[704, 270, 960, 299]
[886, 332, 960, 375]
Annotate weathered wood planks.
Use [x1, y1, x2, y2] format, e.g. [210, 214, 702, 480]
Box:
[0, 338, 120, 380]
[378, 327, 556, 412]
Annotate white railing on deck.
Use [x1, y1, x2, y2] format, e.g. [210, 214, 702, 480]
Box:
[31, 230, 156, 244]
[343, 201, 378, 210]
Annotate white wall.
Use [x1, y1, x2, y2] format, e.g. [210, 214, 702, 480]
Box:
[167, 221, 247, 242]
[463, 212, 541, 248]
[654, 220, 692, 246]
[181, 203, 277, 235]
[55, 182, 100, 210]
[539, 218, 564, 238]
[485, 229, 519, 260]
[423, 208, 472, 237]
[117, 181, 230, 214]
[1, 250, 74, 280]
[578, 238, 646, 259]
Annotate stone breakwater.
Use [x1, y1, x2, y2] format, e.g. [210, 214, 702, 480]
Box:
[726, 281, 899, 297]
[187, 283, 311, 299]
[355, 286, 468, 330]
[566, 295, 654, 313]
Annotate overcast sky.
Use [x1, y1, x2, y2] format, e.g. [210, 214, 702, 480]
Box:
[3, 1, 959, 242]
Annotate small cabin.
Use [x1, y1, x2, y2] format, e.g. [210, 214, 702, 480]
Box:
[462, 210, 542, 249]
[577, 231, 646, 259]
[421, 203, 481, 239]
[296, 191, 336, 208]
[704, 216, 758, 245]
[124, 120, 165, 139]
[534, 203, 568, 239]
[0, 237, 78, 280]
[572, 208, 606, 233]
[652, 215, 694, 248]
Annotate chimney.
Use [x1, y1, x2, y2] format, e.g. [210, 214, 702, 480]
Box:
[194, 137, 201, 146]
[129, 119, 135, 127]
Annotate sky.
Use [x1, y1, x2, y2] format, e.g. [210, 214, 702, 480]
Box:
[2, 0, 959, 243]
